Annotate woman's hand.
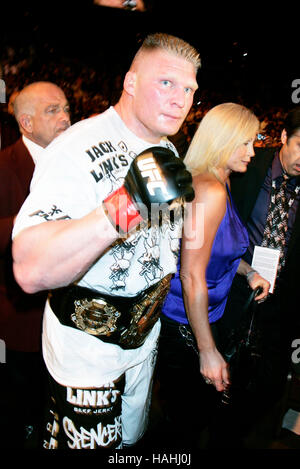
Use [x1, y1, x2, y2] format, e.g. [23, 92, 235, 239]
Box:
[247, 271, 270, 301]
[199, 348, 230, 392]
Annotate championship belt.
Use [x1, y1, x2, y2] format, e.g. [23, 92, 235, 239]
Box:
[49, 275, 171, 349]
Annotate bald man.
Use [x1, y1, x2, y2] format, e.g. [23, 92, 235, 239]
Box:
[13, 81, 70, 149]
[0, 81, 70, 449]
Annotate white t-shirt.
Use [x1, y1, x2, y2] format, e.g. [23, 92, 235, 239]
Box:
[13, 107, 183, 387]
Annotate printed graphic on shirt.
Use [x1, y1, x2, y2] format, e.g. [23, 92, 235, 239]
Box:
[85, 137, 181, 293]
[109, 237, 140, 291]
[138, 228, 164, 287]
[108, 208, 181, 292]
[29, 205, 72, 221]
[20, 120, 181, 298]
[86, 140, 135, 192]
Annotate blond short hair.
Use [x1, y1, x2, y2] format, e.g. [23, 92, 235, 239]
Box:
[131, 32, 201, 73]
[184, 103, 259, 177]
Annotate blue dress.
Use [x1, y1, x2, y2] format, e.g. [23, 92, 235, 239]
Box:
[162, 185, 249, 324]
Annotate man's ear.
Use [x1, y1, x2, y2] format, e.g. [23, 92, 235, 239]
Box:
[281, 129, 287, 145]
[19, 114, 32, 133]
[123, 71, 136, 96]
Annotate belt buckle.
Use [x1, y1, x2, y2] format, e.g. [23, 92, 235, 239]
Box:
[119, 275, 171, 348]
[71, 298, 121, 337]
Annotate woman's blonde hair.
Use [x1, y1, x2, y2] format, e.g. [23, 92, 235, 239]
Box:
[184, 103, 259, 178]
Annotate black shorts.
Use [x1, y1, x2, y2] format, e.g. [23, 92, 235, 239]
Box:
[43, 373, 125, 449]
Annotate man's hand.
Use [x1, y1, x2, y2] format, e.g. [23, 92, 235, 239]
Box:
[103, 146, 194, 233]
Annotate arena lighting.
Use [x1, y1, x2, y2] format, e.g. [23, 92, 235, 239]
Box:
[93, 0, 147, 11]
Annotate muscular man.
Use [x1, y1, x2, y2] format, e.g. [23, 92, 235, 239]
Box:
[12, 34, 200, 449]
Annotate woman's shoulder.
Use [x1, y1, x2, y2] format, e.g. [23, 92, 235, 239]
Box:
[193, 173, 227, 203]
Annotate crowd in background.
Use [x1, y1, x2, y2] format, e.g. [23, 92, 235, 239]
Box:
[0, 28, 299, 451]
[1, 44, 288, 148]
[181, 101, 285, 148]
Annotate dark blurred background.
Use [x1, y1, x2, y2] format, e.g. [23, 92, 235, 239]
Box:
[0, 0, 299, 144]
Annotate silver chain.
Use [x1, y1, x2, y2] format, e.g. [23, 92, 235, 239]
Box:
[179, 324, 199, 356]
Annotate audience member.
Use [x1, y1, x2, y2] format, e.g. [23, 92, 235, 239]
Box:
[214, 106, 300, 448]
[0, 43, 288, 147]
[0, 81, 70, 448]
[156, 103, 270, 448]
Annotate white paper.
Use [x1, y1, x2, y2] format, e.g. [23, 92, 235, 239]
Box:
[251, 245, 280, 293]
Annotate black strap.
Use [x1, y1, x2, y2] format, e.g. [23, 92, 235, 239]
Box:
[49, 277, 171, 349]
[242, 286, 262, 314]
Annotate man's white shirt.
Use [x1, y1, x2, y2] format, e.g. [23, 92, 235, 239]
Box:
[13, 107, 183, 387]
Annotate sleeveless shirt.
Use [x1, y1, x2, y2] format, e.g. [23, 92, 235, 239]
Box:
[162, 185, 249, 324]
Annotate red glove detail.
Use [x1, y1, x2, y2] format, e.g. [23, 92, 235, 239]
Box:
[104, 185, 144, 234]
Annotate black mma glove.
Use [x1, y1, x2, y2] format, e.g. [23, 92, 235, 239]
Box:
[103, 146, 194, 233]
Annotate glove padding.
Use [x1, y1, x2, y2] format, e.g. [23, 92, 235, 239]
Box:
[103, 146, 194, 234]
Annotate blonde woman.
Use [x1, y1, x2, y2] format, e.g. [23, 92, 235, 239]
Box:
[157, 103, 270, 447]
